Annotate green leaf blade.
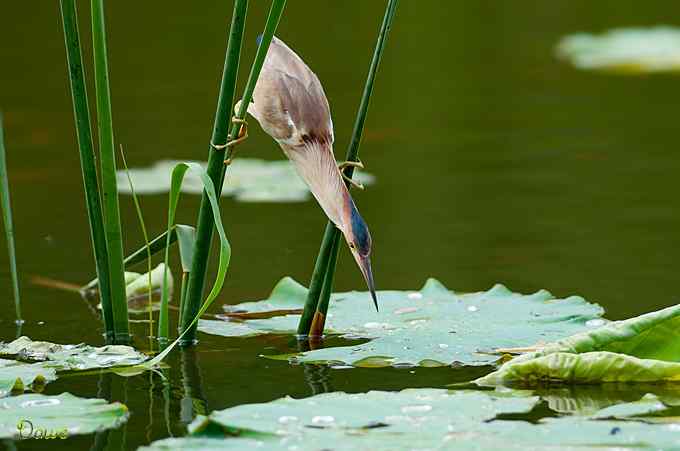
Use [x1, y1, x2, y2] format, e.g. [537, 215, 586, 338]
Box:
[0, 114, 21, 322]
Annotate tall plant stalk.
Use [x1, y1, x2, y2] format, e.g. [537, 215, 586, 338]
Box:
[180, 0, 287, 345]
[0, 114, 21, 324]
[299, 0, 399, 337]
[177, 0, 249, 345]
[91, 0, 129, 343]
[60, 0, 115, 340]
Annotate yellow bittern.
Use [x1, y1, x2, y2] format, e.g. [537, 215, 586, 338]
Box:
[230, 36, 377, 310]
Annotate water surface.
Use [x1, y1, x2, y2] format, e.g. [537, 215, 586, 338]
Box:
[1, 1, 680, 449]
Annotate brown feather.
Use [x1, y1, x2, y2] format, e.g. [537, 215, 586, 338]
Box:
[246, 37, 333, 147]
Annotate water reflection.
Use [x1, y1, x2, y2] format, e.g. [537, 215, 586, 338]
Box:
[303, 364, 333, 396]
[180, 349, 208, 425]
[534, 383, 680, 416]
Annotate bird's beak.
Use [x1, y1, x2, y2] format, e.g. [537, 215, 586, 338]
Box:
[353, 253, 378, 312]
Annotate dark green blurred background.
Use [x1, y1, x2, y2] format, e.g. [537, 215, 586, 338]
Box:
[1, 1, 680, 449]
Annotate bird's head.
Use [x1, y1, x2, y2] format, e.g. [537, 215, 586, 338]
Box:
[341, 200, 377, 311]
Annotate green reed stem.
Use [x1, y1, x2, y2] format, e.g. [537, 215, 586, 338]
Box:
[180, 0, 287, 345]
[91, 0, 129, 343]
[178, 0, 248, 345]
[60, 0, 115, 340]
[298, 0, 399, 337]
[0, 114, 21, 323]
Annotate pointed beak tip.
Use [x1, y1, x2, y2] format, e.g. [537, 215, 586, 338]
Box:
[371, 291, 379, 312]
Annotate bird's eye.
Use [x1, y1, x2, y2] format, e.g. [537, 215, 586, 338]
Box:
[349, 243, 356, 250]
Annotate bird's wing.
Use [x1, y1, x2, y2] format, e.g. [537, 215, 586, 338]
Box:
[246, 37, 334, 146]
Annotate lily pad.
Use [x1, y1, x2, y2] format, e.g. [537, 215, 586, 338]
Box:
[140, 388, 680, 450]
[476, 303, 680, 385]
[198, 277, 604, 367]
[556, 26, 680, 73]
[0, 392, 127, 439]
[0, 336, 147, 371]
[0, 359, 55, 397]
[116, 159, 375, 203]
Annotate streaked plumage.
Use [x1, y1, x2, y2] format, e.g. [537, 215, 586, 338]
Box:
[240, 36, 377, 309]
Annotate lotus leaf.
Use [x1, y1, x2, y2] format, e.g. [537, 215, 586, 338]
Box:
[556, 27, 680, 73]
[140, 388, 680, 450]
[0, 359, 55, 397]
[0, 392, 127, 439]
[0, 336, 147, 371]
[198, 277, 605, 367]
[477, 303, 680, 384]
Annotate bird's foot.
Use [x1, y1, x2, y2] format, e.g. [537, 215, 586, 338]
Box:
[338, 159, 364, 171]
[212, 117, 249, 154]
[226, 117, 249, 148]
[338, 160, 365, 189]
[342, 173, 365, 190]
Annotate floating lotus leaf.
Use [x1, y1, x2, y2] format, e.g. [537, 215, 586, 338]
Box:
[556, 26, 680, 73]
[0, 359, 55, 398]
[476, 303, 680, 384]
[0, 392, 127, 439]
[198, 277, 605, 367]
[0, 336, 147, 371]
[140, 388, 680, 450]
[117, 159, 374, 203]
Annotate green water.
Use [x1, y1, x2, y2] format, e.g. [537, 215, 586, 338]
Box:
[1, 1, 680, 449]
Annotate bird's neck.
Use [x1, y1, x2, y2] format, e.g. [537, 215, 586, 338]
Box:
[282, 141, 352, 232]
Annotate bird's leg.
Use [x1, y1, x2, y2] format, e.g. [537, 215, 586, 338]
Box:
[338, 159, 365, 190]
[342, 173, 365, 190]
[213, 117, 248, 166]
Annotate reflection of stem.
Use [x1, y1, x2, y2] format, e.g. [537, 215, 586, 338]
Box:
[181, 348, 208, 424]
[303, 364, 333, 396]
[89, 373, 113, 451]
[163, 368, 173, 437]
[295, 338, 311, 353]
[147, 371, 154, 443]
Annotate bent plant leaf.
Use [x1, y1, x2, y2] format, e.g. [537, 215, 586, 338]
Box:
[149, 162, 231, 361]
[556, 26, 680, 73]
[476, 303, 680, 385]
[198, 277, 604, 367]
[140, 388, 680, 451]
[116, 159, 374, 203]
[0, 392, 127, 439]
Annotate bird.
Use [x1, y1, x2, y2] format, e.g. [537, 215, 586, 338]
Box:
[231, 36, 378, 310]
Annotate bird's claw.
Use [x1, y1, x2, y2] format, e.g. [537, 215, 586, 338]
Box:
[216, 117, 249, 165]
[342, 173, 365, 190]
[226, 117, 249, 147]
[338, 159, 364, 171]
[338, 160, 365, 190]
